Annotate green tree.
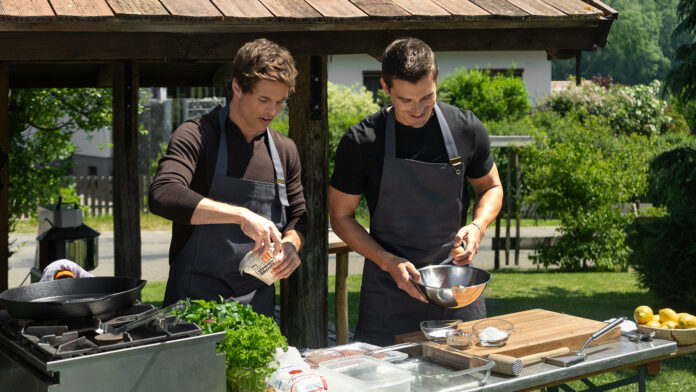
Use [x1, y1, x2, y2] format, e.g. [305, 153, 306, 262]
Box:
[438, 67, 530, 121]
[327, 82, 380, 177]
[553, 0, 691, 85]
[665, 0, 696, 104]
[7, 89, 112, 232]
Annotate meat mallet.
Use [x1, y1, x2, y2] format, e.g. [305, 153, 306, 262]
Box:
[489, 347, 570, 376]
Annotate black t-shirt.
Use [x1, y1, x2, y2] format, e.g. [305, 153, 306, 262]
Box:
[330, 101, 494, 224]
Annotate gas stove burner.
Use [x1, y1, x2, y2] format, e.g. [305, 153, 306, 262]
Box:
[0, 302, 227, 392]
[0, 303, 202, 360]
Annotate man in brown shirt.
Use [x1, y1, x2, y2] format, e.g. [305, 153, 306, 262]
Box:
[149, 39, 307, 316]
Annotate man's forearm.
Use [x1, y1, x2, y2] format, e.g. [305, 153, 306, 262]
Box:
[190, 198, 251, 225]
[470, 184, 503, 236]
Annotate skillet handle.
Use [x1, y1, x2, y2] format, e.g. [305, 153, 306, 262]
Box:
[79, 279, 147, 303]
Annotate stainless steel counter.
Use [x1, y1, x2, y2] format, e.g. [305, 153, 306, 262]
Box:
[463, 337, 677, 392]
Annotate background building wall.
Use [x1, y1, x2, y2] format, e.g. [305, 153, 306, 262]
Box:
[327, 51, 551, 102]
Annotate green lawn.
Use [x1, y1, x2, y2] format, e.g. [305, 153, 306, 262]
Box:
[143, 271, 695, 391]
[13, 212, 172, 233]
[13, 214, 558, 233]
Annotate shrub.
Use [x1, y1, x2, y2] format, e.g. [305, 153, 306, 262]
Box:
[536, 80, 689, 136]
[328, 82, 380, 177]
[438, 67, 530, 122]
[626, 146, 696, 310]
[521, 116, 662, 271]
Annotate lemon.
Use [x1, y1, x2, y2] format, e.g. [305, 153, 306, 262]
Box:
[678, 315, 696, 329]
[634, 306, 654, 324]
[661, 320, 678, 329]
[677, 313, 692, 320]
[646, 320, 662, 328]
[659, 308, 679, 323]
[653, 315, 661, 322]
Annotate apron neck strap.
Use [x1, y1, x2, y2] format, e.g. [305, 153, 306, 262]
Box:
[216, 103, 289, 206]
[385, 103, 462, 173]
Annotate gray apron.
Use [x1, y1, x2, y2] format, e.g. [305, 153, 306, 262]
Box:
[162, 104, 288, 318]
[354, 103, 486, 346]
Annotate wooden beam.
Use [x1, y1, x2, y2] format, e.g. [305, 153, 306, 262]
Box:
[335, 251, 349, 345]
[0, 64, 8, 292]
[281, 55, 328, 349]
[97, 63, 113, 87]
[112, 61, 141, 279]
[0, 28, 607, 61]
[211, 63, 234, 88]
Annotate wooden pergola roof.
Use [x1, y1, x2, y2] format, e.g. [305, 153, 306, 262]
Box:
[0, 0, 613, 23]
[0, 0, 617, 348]
[0, 0, 617, 87]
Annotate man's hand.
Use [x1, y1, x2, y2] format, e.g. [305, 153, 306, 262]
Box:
[272, 240, 301, 279]
[452, 224, 483, 266]
[384, 256, 428, 303]
[239, 209, 283, 258]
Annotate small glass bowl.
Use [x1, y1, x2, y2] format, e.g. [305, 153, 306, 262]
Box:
[472, 319, 514, 347]
[446, 330, 473, 350]
[420, 320, 460, 342]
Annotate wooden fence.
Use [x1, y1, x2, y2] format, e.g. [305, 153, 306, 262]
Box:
[71, 175, 152, 216]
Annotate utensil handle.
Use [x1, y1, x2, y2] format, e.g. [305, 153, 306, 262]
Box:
[364, 342, 421, 356]
[578, 317, 625, 354]
[519, 347, 570, 364]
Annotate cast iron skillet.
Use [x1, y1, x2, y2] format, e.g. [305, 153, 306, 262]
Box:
[0, 277, 146, 320]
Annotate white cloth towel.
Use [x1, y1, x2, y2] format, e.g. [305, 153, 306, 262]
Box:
[40, 259, 94, 281]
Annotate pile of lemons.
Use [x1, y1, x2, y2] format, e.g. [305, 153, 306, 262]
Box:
[634, 306, 696, 329]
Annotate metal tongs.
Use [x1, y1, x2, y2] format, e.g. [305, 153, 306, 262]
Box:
[622, 330, 655, 343]
[544, 317, 626, 367]
[95, 302, 185, 340]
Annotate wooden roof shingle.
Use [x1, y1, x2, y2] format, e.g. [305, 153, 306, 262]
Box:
[0, 0, 615, 23]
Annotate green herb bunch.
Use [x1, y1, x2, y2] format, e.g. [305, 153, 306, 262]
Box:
[171, 299, 288, 392]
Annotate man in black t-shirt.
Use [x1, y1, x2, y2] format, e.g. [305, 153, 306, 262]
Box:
[329, 38, 503, 346]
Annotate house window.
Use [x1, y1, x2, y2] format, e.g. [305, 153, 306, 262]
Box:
[488, 68, 524, 78]
[88, 166, 98, 176]
[362, 71, 382, 101]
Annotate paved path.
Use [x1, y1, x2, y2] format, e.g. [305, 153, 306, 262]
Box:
[8, 226, 559, 287]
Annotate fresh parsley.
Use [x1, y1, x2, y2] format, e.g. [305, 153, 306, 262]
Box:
[171, 299, 288, 391]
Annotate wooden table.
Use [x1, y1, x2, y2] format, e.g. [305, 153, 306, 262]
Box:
[329, 229, 351, 345]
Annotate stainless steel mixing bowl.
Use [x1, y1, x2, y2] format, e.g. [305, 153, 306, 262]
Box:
[414, 265, 492, 308]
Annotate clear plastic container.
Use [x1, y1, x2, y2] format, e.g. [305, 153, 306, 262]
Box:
[303, 348, 344, 368]
[302, 342, 409, 369]
[334, 342, 409, 363]
[319, 356, 411, 392]
[374, 342, 494, 392]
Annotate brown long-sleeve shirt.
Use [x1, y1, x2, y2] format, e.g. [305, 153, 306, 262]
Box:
[149, 105, 307, 264]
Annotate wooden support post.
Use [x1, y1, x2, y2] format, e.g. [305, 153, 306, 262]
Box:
[0, 64, 8, 291]
[112, 61, 141, 278]
[575, 52, 582, 86]
[494, 213, 501, 270]
[282, 55, 328, 348]
[335, 251, 349, 345]
[514, 150, 521, 266]
[505, 148, 512, 265]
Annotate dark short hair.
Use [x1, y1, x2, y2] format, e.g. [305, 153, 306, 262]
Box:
[381, 38, 438, 87]
[227, 38, 298, 94]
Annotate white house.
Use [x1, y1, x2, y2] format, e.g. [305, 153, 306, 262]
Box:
[328, 51, 551, 102]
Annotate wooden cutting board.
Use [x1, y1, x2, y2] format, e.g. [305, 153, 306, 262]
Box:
[394, 309, 621, 358]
